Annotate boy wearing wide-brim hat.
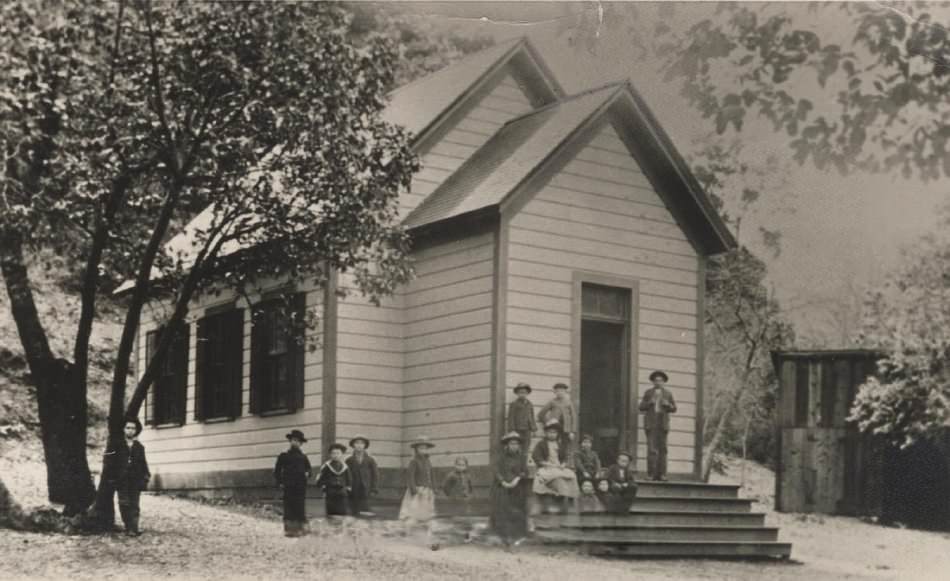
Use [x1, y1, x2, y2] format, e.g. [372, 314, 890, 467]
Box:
[639, 370, 677, 481]
[537, 382, 576, 443]
[274, 429, 312, 536]
[345, 435, 379, 517]
[490, 432, 529, 546]
[507, 382, 537, 457]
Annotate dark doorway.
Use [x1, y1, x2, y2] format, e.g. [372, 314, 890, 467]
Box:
[578, 283, 631, 464]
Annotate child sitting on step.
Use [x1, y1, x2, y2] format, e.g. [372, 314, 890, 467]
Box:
[604, 451, 638, 514]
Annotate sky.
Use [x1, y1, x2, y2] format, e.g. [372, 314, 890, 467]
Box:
[388, 1, 949, 345]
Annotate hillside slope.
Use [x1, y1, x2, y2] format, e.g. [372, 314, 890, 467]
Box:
[0, 253, 121, 456]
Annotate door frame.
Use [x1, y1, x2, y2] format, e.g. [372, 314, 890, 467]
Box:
[571, 271, 640, 464]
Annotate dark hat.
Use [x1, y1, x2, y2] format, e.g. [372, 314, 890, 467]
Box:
[543, 418, 563, 432]
[349, 434, 370, 448]
[328, 443, 347, 454]
[514, 382, 532, 394]
[286, 429, 308, 443]
[649, 370, 669, 383]
[124, 416, 143, 437]
[617, 450, 634, 460]
[410, 435, 436, 449]
[500, 431, 523, 444]
[579, 433, 594, 444]
[553, 382, 570, 391]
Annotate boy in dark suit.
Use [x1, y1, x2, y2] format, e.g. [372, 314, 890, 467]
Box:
[639, 370, 677, 481]
[274, 429, 312, 536]
[506, 382, 537, 456]
[316, 443, 351, 517]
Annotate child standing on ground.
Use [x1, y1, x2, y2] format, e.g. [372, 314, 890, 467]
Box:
[345, 435, 379, 517]
[316, 443, 351, 517]
[490, 432, 529, 547]
[400, 436, 439, 549]
[274, 429, 312, 536]
[443, 456, 478, 542]
[109, 417, 151, 536]
[604, 451, 638, 514]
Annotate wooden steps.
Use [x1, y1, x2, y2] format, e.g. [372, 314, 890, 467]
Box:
[534, 479, 792, 559]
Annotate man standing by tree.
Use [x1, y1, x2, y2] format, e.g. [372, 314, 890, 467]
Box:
[639, 371, 677, 481]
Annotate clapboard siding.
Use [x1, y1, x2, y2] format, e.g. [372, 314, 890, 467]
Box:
[402, 231, 495, 464]
[505, 122, 700, 474]
[335, 278, 404, 468]
[399, 71, 536, 218]
[140, 283, 325, 477]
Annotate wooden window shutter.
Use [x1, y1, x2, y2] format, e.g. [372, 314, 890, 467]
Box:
[194, 317, 208, 421]
[172, 323, 189, 425]
[227, 308, 245, 418]
[288, 293, 306, 413]
[145, 330, 158, 426]
[249, 304, 266, 415]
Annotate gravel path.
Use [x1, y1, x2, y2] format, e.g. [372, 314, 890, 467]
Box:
[2, 449, 949, 580]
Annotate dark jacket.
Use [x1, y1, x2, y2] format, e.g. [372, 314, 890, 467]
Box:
[105, 439, 150, 490]
[507, 398, 537, 432]
[495, 450, 528, 485]
[532, 438, 571, 468]
[316, 460, 351, 493]
[345, 452, 379, 495]
[639, 386, 677, 431]
[605, 463, 637, 492]
[573, 448, 602, 479]
[406, 455, 434, 495]
[442, 470, 474, 499]
[274, 447, 312, 489]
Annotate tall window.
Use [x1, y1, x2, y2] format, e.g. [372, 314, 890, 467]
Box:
[250, 293, 306, 414]
[195, 308, 244, 421]
[145, 323, 189, 426]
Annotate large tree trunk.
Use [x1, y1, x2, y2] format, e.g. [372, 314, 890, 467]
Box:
[35, 361, 97, 515]
[1, 233, 96, 515]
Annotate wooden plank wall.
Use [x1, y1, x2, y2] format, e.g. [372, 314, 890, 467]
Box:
[401, 231, 496, 468]
[398, 70, 535, 219]
[505, 123, 700, 476]
[335, 273, 404, 468]
[139, 282, 324, 478]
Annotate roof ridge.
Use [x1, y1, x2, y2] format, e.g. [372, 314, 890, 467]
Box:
[499, 79, 628, 127]
[386, 36, 525, 99]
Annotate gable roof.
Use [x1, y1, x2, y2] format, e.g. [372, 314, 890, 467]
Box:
[383, 37, 563, 144]
[403, 83, 624, 230]
[403, 81, 737, 255]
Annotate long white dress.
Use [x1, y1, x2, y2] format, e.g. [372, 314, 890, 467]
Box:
[532, 439, 580, 498]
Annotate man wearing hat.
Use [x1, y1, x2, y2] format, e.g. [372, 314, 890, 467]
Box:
[274, 429, 312, 536]
[537, 382, 576, 443]
[345, 435, 379, 517]
[639, 370, 677, 481]
[506, 382, 537, 457]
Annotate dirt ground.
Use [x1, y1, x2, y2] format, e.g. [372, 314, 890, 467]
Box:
[2, 449, 949, 581]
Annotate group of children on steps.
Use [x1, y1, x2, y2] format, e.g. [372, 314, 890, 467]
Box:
[272, 370, 677, 547]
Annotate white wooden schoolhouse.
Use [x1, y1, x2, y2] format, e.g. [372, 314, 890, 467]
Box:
[135, 37, 735, 499]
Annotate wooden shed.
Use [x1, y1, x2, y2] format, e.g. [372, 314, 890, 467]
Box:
[771, 350, 885, 516]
